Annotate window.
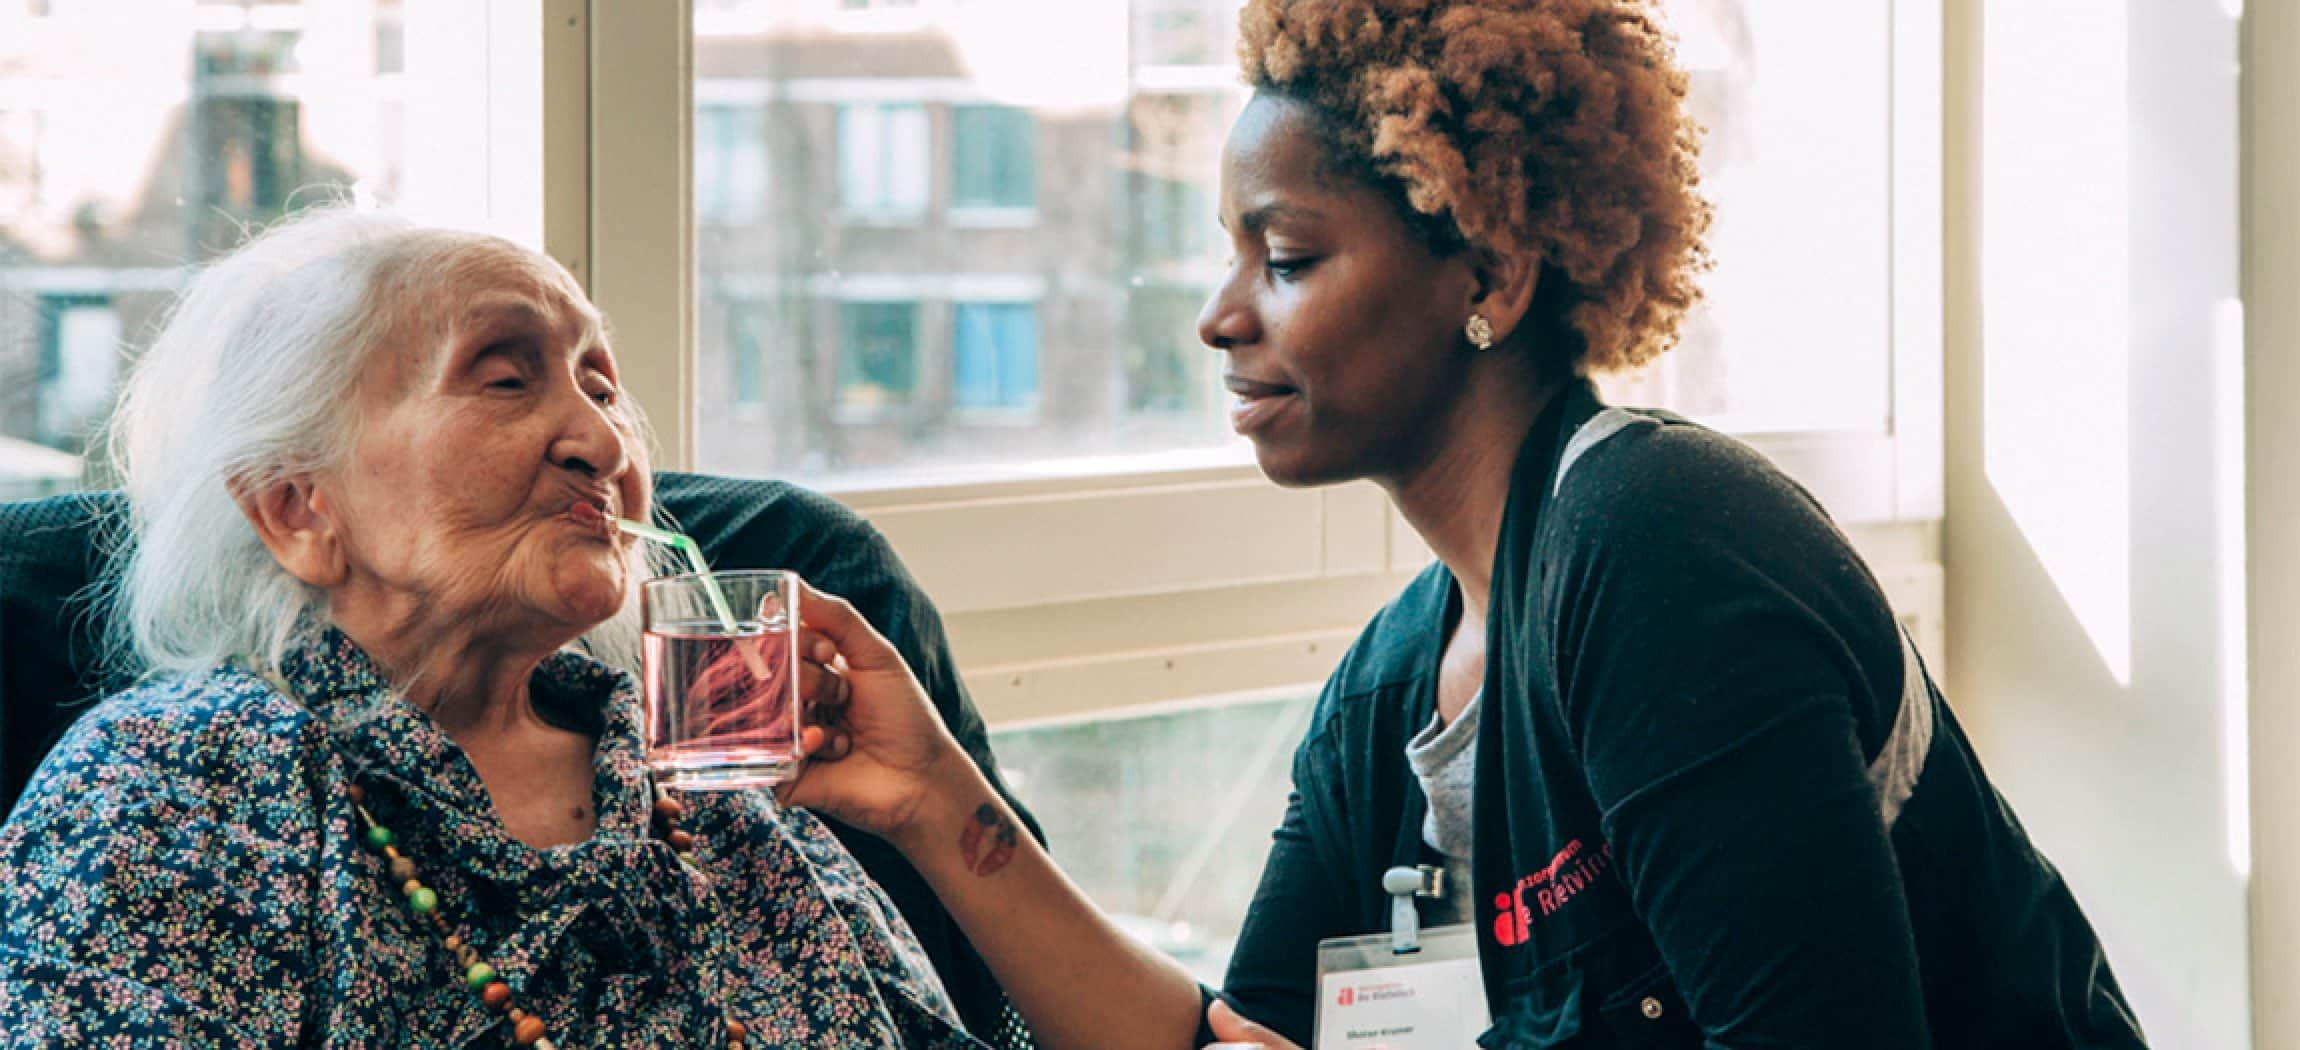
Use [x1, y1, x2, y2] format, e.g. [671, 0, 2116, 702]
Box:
[1604, 0, 1895, 437]
[197, 96, 299, 214]
[696, 104, 768, 225]
[990, 692, 1315, 985]
[1124, 286, 1215, 415]
[1131, 0, 1238, 68]
[193, 30, 307, 248]
[0, 0, 535, 502]
[693, 3, 1242, 486]
[837, 103, 929, 219]
[34, 294, 117, 451]
[836, 299, 920, 413]
[951, 105, 1035, 212]
[952, 301, 1039, 414]
[670, 0, 1939, 691]
[726, 301, 772, 411]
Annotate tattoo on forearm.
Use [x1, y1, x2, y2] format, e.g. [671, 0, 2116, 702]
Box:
[958, 802, 1019, 877]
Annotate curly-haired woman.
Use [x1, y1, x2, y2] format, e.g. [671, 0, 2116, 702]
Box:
[779, 1, 2150, 1047]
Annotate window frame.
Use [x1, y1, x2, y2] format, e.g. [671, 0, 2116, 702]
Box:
[580, 0, 1944, 726]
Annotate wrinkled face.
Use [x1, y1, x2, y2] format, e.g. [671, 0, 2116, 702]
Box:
[1199, 94, 1481, 488]
[320, 243, 648, 646]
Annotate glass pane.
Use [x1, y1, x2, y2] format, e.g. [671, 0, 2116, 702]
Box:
[0, 0, 533, 501]
[952, 301, 1037, 413]
[698, 104, 769, 225]
[727, 300, 772, 409]
[989, 692, 1316, 983]
[692, 0, 1900, 487]
[1603, 0, 1895, 433]
[836, 299, 920, 412]
[951, 105, 1034, 211]
[693, 1, 1248, 487]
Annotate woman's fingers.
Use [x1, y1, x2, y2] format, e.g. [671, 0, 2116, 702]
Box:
[793, 627, 853, 758]
[1205, 1000, 1295, 1050]
[794, 640, 847, 706]
[803, 723, 853, 761]
[793, 578, 904, 674]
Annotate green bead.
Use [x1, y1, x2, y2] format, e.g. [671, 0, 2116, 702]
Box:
[408, 887, 437, 914]
[465, 962, 496, 990]
[364, 826, 394, 851]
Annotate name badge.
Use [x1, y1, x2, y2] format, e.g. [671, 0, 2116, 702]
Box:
[1315, 924, 1489, 1049]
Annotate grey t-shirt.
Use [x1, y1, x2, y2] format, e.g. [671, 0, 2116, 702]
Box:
[1403, 688, 1481, 926]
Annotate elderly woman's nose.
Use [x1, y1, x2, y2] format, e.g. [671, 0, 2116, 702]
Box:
[550, 389, 632, 480]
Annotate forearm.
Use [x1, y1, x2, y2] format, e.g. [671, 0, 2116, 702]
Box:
[890, 766, 1205, 1050]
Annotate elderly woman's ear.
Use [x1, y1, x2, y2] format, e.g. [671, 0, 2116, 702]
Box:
[236, 476, 350, 588]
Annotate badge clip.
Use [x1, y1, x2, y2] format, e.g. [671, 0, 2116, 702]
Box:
[1381, 865, 1443, 954]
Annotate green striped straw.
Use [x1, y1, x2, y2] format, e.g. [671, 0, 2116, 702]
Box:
[617, 518, 741, 635]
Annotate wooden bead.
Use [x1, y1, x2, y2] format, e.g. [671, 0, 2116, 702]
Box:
[653, 797, 685, 821]
[401, 879, 422, 897]
[482, 980, 512, 1008]
[346, 783, 365, 804]
[390, 857, 417, 882]
[724, 1019, 748, 1039]
[666, 828, 695, 851]
[444, 935, 463, 952]
[513, 1014, 546, 1044]
[507, 1007, 526, 1022]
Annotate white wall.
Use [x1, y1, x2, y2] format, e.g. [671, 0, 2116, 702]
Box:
[1944, 2, 2249, 1047]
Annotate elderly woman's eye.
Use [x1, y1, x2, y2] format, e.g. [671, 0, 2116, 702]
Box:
[591, 387, 619, 407]
[487, 376, 528, 392]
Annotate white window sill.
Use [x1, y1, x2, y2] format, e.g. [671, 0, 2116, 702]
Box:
[828, 432, 1944, 725]
[949, 206, 1038, 229]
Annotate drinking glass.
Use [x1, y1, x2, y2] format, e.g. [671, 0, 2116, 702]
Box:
[641, 569, 803, 789]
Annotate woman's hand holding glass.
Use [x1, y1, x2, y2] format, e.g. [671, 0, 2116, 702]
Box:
[776, 579, 979, 846]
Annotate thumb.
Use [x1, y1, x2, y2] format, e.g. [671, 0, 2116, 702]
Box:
[1206, 998, 1294, 1049]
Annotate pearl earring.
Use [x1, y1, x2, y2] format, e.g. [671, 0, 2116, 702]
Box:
[1465, 313, 1495, 350]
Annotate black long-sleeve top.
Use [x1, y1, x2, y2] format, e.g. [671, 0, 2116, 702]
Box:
[1218, 383, 2147, 1049]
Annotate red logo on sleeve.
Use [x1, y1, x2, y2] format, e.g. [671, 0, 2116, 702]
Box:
[1491, 839, 1615, 948]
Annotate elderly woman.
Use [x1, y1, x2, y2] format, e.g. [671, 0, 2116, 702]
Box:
[0, 210, 993, 1048]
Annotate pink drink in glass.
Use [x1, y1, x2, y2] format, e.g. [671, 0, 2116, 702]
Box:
[641, 571, 802, 789]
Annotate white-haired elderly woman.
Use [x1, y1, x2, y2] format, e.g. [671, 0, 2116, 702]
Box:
[0, 210, 988, 1048]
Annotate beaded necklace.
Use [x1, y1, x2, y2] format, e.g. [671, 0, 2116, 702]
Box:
[262, 666, 752, 1048]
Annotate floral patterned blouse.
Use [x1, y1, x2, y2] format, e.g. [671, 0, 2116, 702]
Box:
[0, 628, 987, 1049]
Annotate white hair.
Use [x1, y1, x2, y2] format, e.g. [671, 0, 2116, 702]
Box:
[104, 207, 655, 684]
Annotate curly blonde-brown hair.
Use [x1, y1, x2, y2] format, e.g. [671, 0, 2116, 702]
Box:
[1239, 0, 1711, 373]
